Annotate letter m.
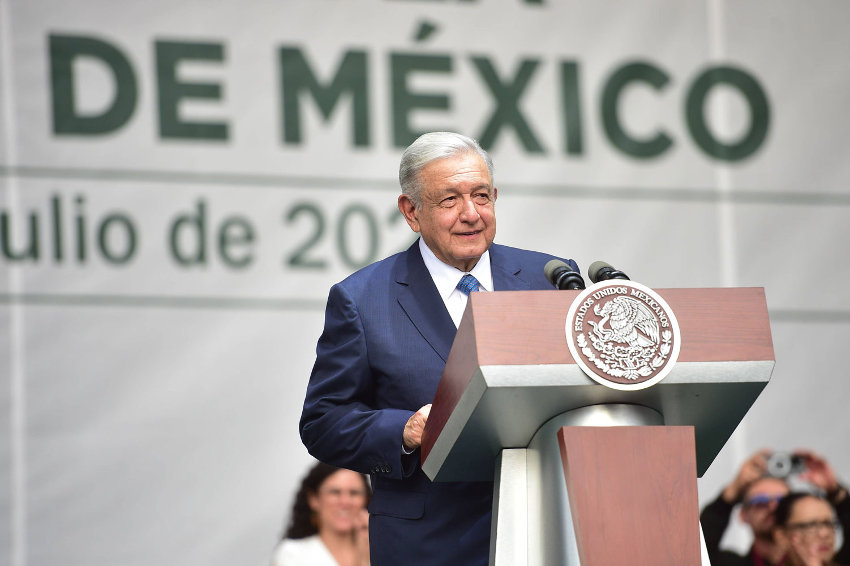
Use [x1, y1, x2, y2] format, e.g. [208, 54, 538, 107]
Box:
[279, 47, 370, 146]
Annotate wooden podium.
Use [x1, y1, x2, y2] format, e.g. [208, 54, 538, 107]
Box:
[420, 288, 774, 566]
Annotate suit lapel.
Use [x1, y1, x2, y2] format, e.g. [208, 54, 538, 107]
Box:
[393, 243, 535, 360]
[394, 241, 456, 362]
[489, 243, 533, 291]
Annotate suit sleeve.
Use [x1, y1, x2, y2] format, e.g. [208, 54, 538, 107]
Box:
[299, 282, 413, 480]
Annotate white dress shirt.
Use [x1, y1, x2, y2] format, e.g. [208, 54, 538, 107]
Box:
[418, 238, 492, 328]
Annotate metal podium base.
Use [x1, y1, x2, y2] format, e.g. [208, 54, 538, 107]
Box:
[489, 404, 664, 566]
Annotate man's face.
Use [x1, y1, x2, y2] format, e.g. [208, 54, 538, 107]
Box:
[739, 477, 790, 536]
[398, 152, 497, 272]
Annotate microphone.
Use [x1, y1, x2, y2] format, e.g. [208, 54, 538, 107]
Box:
[544, 259, 586, 290]
[588, 261, 630, 283]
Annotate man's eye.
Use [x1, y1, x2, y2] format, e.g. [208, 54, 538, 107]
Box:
[472, 193, 490, 204]
[440, 197, 456, 208]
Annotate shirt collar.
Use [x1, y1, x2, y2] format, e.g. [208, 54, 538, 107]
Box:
[418, 238, 493, 300]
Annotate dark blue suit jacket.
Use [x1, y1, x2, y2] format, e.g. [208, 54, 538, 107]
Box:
[300, 241, 578, 566]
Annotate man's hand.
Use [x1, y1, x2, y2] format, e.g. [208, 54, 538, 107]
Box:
[796, 449, 841, 496]
[722, 449, 771, 503]
[403, 404, 431, 451]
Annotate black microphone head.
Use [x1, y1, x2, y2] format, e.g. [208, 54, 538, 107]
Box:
[544, 259, 570, 282]
[588, 260, 614, 283]
[588, 260, 630, 283]
[544, 259, 586, 290]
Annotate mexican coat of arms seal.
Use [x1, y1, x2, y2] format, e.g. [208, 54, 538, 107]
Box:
[565, 280, 681, 391]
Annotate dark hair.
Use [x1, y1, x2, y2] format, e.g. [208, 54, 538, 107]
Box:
[774, 492, 828, 528]
[282, 462, 371, 540]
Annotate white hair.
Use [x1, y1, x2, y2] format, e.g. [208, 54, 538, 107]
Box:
[398, 132, 494, 207]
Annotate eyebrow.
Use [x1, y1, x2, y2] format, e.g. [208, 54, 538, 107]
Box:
[437, 184, 492, 195]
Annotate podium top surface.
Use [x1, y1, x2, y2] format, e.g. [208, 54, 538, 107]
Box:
[421, 287, 775, 481]
[456, 287, 773, 366]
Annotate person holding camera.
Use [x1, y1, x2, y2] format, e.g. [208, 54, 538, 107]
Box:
[700, 450, 849, 566]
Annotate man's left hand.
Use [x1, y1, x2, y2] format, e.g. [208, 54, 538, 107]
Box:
[403, 404, 431, 450]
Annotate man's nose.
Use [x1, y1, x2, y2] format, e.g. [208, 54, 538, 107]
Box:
[458, 196, 480, 221]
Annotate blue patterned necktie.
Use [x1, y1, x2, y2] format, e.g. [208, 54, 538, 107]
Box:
[456, 274, 480, 295]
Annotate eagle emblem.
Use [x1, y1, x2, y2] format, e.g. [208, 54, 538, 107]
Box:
[566, 280, 680, 391]
[588, 296, 659, 349]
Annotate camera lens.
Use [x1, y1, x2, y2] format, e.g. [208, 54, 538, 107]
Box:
[767, 453, 792, 478]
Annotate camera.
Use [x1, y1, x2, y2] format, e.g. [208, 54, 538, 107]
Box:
[766, 452, 806, 478]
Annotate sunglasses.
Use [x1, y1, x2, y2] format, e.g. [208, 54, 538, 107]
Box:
[743, 494, 784, 508]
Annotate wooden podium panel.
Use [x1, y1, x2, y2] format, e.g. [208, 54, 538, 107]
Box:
[558, 426, 701, 566]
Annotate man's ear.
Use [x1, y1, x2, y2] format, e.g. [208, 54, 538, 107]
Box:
[398, 194, 420, 232]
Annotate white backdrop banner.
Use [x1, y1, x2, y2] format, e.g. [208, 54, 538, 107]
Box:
[2, 1, 849, 564]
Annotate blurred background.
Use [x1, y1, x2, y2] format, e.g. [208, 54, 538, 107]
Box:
[1, 0, 849, 564]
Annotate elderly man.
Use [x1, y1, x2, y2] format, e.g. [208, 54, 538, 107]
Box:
[299, 132, 579, 566]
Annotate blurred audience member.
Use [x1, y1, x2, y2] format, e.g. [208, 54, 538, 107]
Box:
[773, 492, 845, 566]
[272, 462, 371, 566]
[701, 450, 849, 566]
